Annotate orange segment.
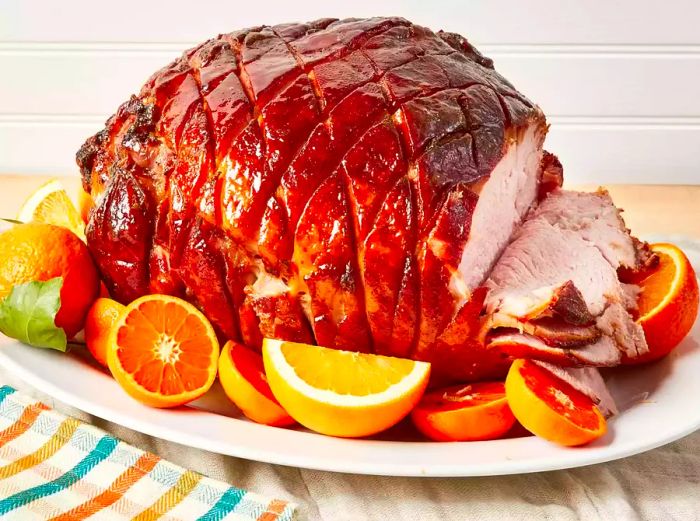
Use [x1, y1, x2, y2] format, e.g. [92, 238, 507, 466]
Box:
[505, 359, 606, 446]
[17, 179, 86, 240]
[629, 243, 699, 363]
[262, 338, 430, 437]
[107, 295, 219, 408]
[218, 341, 295, 427]
[411, 382, 516, 441]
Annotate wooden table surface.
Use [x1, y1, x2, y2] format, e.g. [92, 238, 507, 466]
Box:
[0, 175, 698, 239]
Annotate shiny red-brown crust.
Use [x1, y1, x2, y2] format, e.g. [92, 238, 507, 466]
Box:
[77, 17, 544, 381]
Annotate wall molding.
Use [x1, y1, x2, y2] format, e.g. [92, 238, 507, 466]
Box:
[3, 42, 700, 57]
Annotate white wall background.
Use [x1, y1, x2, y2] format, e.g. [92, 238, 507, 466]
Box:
[1, 0, 699, 184]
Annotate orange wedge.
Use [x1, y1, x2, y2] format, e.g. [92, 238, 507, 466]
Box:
[628, 243, 699, 363]
[505, 359, 606, 446]
[107, 295, 219, 408]
[262, 338, 430, 437]
[411, 382, 515, 441]
[17, 179, 86, 240]
[219, 341, 295, 426]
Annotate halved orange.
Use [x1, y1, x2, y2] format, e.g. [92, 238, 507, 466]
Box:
[219, 341, 295, 426]
[505, 359, 606, 446]
[411, 382, 515, 441]
[107, 295, 219, 408]
[17, 179, 86, 240]
[629, 243, 699, 363]
[262, 338, 430, 437]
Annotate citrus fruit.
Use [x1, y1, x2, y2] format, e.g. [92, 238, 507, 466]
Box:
[505, 359, 606, 446]
[629, 243, 699, 363]
[77, 185, 94, 225]
[85, 298, 125, 367]
[0, 223, 99, 338]
[219, 341, 295, 426]
[411, 382, 515, 441]
[107, 295, 219, 408]
[262, 338, 430, 437]
[17, 179, 86, 240]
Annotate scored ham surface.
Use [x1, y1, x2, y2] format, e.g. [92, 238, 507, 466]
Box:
[76, 17, 645, 384]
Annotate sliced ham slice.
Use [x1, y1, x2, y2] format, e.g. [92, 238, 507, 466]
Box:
[484, 189, 649, 364]
[488, 331, 621, 367]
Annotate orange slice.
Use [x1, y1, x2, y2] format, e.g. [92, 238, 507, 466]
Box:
[411, 382, 515, 441]
[218, 341, 295, 427]
[505, 359, 606, 446]
[85, 298, 125, 367]
[107, 295, 219, 408]
[17, 179, 86, 240]
[629, 243, 699, 363]
[262, 338, 430, 437]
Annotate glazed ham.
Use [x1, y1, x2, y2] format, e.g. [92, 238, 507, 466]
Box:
[76, 17, 647, 383]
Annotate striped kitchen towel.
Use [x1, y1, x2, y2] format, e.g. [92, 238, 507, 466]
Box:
[0, 386, 297, 520]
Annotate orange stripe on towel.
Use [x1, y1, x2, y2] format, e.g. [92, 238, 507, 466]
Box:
[49, 452, 160, 521]
[0, 418, 80, 480]
[131, 469, 202, 521]
[257, 499, 288, 521]
[0, 402, 48, 447]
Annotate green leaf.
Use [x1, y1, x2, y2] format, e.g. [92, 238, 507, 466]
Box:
[0, 218, 23, 225]
[0, 278, 67, 351]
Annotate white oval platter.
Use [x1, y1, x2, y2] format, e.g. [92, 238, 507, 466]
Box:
[0, 315, 698, 477]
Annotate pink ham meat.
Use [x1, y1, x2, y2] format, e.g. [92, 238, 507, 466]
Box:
[484, 189, 654, 366]
[76, 17, 557, 383]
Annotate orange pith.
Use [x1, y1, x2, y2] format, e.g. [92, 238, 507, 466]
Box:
[505, 359, 606, 446]
[107, 295, 219, 408]
[630, 243, 699, 363]
[411, 382, 516, 441]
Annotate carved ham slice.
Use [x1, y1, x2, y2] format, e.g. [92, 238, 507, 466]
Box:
[484, 189, 652, 365]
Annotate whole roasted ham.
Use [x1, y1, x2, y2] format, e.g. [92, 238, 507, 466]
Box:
[77, 17, 650, 384]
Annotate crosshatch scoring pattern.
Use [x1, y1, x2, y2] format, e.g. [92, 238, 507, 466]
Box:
[1, 0, 699, 183]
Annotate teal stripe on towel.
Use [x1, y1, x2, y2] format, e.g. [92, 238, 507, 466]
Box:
[0, 435, 119, 514]
[0, 386, 16, 406]
[196, 487, 246, 521]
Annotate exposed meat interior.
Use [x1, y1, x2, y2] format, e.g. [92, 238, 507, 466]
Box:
[484, 189, 651, 365]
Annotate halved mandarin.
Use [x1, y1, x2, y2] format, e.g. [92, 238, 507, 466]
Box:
[411, 382, 515, 441]
[219, 341, 295, 427]
[629, 243, 699, 364]
[107, 295, 219, 408]
[262, 338, 430, 438]
[505, 359, 606, 446]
